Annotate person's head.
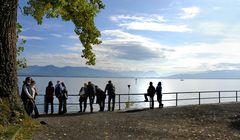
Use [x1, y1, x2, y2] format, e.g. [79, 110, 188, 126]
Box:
[158, 82, 161, 86]
[31, 80, 36, 86]
[88, 81, 91, 85]
[48, 81, 53, 87]
[149, 82, 153, 86]
[84, 83, 87, 87]
[61, 81, 65, 87]
[25, 77, 31, 84]
[57, 80, 60, 84]
[108, 80, 112, 84]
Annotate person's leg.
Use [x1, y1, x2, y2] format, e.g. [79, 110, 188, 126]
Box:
[144, 94, 148, 101]
[83, 98, 87, 112]
[150, 96, 154, 109]
[79, 98, 83, 112]
[102, 99, 105, 111]
[44, 98, 48, 115]
[58, 98, 62, 114]
[63, 99, 67, 113]
[108, 96, 112, 111]
[112, 95, 115, 111]
[34, 104, 39, 117]
[89, 96, 93, 113]
[50, 100, 54, 114]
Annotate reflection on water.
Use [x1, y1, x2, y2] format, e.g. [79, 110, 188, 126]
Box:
[18, 77, 240, 113]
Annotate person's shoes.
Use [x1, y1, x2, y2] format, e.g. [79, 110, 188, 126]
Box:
[144, 100, 148, 102]
[150, 107, 154, 109]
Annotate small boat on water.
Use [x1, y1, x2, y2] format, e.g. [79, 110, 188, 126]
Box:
[180, 78, 184, 81]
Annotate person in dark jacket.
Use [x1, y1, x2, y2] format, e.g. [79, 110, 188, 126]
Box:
[105, 80, 115, 111]
[79, 83, 88, 112]
[95, 85, 106, 112]
[156, 82, 163, 108]
[45, 81, 54, 115]
[144, 82, 155, 109]
[87, 81, 95, 113]
[61, 82, 68, 114]
[21, 77, 34, 116]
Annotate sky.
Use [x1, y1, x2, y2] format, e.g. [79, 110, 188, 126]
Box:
[18, 0, 240, 76]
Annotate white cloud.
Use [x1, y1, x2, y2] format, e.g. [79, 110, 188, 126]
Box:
[196, 22, 225, 36]
[180, 7, 200, 19]
[19, 35, 44, 40]
[50, 33, 62, 38]
[111, 14, 192, 32]
[62, 43, 83, 52]
[27, 53, 86, 67]
[119, 22, 192, 32]
[110, 15, 166, 23]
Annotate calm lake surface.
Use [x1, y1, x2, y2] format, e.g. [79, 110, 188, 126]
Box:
[18, 76, 240, 113]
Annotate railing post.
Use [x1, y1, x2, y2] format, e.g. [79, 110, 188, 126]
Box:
[218, 91, 221, 103]
[236, 91, 238, 102]
[176, 93, 178, 106]
[198, 92, 201, 105]
[118, 94, 121, 110]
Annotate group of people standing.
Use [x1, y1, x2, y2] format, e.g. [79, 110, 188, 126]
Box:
[78, 80, 116, 113]
[20, 77, 116, 117]
[21, 77, 163, 117]
[20, 77, 39, 118]
[144, 81, 163, 109]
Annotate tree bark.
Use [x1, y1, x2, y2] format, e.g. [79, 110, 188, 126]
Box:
[0, 0, 22, 120]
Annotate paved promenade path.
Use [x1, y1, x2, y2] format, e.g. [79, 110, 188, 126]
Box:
[33, 103, 240, 140]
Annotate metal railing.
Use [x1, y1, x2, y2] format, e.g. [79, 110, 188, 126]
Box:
[35, 90, 240, 113]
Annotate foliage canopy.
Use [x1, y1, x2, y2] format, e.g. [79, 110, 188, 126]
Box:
[23, 0, 105, 65]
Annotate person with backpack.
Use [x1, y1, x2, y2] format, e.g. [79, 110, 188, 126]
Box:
[45, 81, 54, 115]
[95, 85, 106, 112]
[105, 80, 115, 111]
[156, 82, 163, 108]
[55, 81, 64, 114]
[79, 83, 88, 112]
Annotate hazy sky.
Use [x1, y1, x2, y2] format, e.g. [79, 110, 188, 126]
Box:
[18, 0, 240, 76]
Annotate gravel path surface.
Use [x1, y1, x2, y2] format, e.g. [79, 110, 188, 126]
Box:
[32, 103, 240, 140]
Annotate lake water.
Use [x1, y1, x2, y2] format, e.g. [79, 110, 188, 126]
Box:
[18, 76, 240, 113]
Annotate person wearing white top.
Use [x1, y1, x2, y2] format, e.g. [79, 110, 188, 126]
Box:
[31, 80, 39, 118]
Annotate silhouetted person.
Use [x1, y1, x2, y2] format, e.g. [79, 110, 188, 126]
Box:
[55, 81, 62, 114]
[31, 80, 39, 118]
[105, 80, 115, 111]
[96, 85, 106, 112]
[156, 82, 163, 108]
[144, 82, 155, 109]
[45, 81, 54, 115]
[61, 82, 68, 114]
[79, 83, 88, 112]
[87, 81, 95, 113]
[21, 77, 34, 116]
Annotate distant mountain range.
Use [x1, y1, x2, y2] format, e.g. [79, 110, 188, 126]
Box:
[18, 65, 160, 77]
[18, 65, 240, 78]
[167, 70, 240, 79]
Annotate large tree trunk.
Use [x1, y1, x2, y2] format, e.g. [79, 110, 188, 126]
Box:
[0, 0, 23, 124]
